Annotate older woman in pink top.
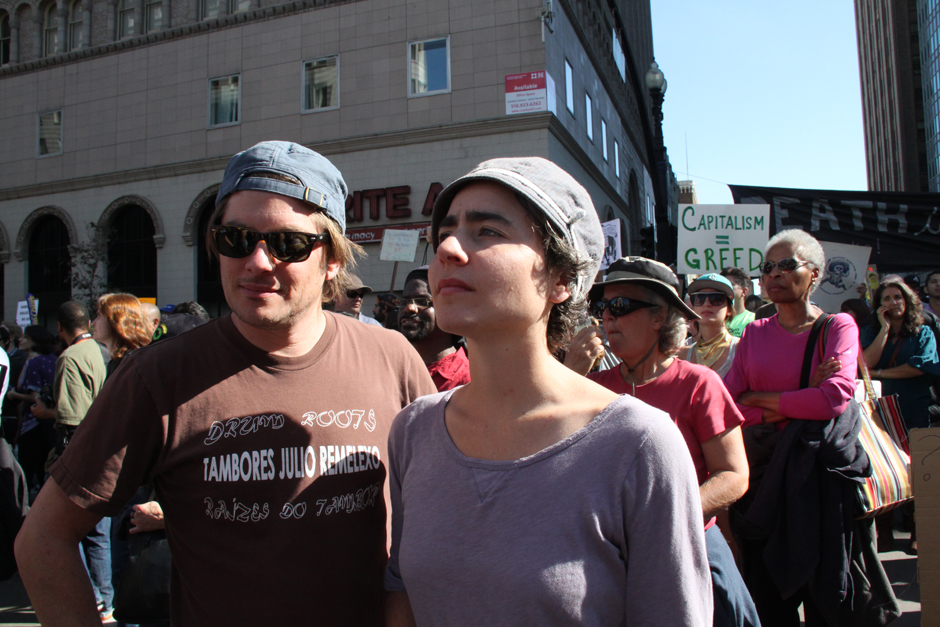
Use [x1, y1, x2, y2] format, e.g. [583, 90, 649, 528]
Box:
[723, 229, 863, 627]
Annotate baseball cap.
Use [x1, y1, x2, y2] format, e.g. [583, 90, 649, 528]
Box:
[687, 273, 734, 301]
[594, 256, 700, 320]
[346, 274, 372, 295]
[216, 141, 349, 232]
[431, 157, 604, 301]
[376, 293, 400, 307]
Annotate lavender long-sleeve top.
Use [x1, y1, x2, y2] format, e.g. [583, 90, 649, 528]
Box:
[723, 313, 859, 427]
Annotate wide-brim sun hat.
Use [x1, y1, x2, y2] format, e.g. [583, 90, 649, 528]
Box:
[687, 273, 734, 302]
[593, 256, 700, 320]
[431, 157, 604, 302]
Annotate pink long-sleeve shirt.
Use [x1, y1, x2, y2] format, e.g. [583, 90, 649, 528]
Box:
[723, 313, 859, 427]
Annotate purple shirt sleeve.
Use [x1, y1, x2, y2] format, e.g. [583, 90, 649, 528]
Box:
[778, 314, 859, 420]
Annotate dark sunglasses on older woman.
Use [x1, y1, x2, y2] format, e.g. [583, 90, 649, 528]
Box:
[210, 225, 330, 263]
[591, 297, 659, 319]
[689, 293, 729, 307]
[759, 258, 809, 275]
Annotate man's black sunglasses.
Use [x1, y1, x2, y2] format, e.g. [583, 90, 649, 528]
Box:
[758, 258, 808, 275]
[591, 297, 659, 318]
[210, 226, 329, 263]
[689, 293, 729, 307]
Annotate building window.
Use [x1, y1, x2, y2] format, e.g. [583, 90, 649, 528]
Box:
[119, 0, 135, 37]
[108, 205, 157, 299]
[145, 0, 162, 32]
[601, 119, 608, 161]
[38, 110, 63, 156]
[200, 0, 222, 20]
[612, 27, 626, 81]
[68, 0, 83, 51]
[1, 14, 11, 65]
[208, 75, 240, 127]
[43, 3, 58, 57]
[614, 141, 620, 178]
[585, 93, 593, 142]
[565, 59, 574, 114]
[28, 215, 71, 329]
[303, 56, 339, 111]
[229, 0, 250, 13]
[408, 37, 450, 96]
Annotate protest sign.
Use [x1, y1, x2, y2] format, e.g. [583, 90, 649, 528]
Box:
[600, 220, 622, 270]
[814, 241, 871, 313]
[379, 229, 421, 263]
[678, 204, 770, 276]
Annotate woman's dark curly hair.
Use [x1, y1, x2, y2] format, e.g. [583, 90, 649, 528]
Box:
[23, 325, 57, 355]
[872, 279, 923, 338]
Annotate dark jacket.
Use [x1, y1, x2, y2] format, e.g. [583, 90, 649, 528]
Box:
[0, 439, 29, 580]
[739, 406, 869, 610]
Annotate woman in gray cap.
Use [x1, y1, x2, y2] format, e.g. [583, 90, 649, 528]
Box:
[384, 158, 711, 626]
[575, 256, 757, 627]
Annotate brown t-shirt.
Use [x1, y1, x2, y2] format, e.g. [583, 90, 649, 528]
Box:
[51, 312, 436, 626]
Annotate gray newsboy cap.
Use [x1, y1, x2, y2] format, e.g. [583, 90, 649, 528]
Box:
[216, 141, 349, 232]
[431, 157, 604, 301]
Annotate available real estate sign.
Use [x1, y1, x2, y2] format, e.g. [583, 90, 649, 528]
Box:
[505, 71, 556, 115]
[677, 204, 771, 276]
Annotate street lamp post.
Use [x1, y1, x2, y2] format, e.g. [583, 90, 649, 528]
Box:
[645, 61, 672, 264]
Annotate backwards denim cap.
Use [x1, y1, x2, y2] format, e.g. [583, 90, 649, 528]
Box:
[687, 272, 735, 301]
[431, 157, 604, 301]
[216, 141, 349, 233]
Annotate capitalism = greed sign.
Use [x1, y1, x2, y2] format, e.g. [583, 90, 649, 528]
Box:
[678, 204, 771, 276]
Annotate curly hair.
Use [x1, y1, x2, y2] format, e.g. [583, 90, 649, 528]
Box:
[872, 279, 923, 338]
[636, 286, 689, 356]
[512, 193, 594, 355]
[765, 229, 826, 293]
[23, 325, 57, 355]
[96, 293, 152, 360]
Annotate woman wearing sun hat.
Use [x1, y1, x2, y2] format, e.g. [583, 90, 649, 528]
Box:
[384, 159, 711, 626]
[680, 273, 740, 379]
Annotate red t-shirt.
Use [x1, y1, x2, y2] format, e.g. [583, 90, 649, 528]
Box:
[588, 359, 744, 487]
[428, 347, 470, 392]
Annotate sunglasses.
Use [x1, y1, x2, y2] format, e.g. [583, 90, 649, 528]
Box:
[591, 297, 659, 318]
[346, 290, 367, 299]
[759, 258, 809, 275]
[689, 293, 729, 307]
[401, 297, 432, 310]
[210, 226, 329, 263]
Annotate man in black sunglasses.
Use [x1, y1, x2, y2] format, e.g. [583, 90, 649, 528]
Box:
[18, 141, 437, 627]
[333, 275, 383, 326]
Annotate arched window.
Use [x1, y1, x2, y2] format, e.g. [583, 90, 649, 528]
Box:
[28, 215, 71, 329]
[195, 198, 228, 318]
[1, 14, 11, 66]
[118, 0, 134, 38]
[145, 0, 162, 32]
[107, 205, 157, 299]
[67, 0, 83, 51]
[199, 0, 221, 20]
[42, 3, 58, 57]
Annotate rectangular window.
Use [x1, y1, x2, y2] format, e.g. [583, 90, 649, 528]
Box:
[200, 0, 222, 20]
[585, 93, 593, 142]
[38, 110, 63, 156]
[409, 37, 450, 97]
[612, 27, 626, 81]
[145, 0, 162, 32]
[68, 15, 84, 51]
[119, 0, 135, 37]
[601, 119, 608, 161]
[229, 0, 250, 13]
[208, 75, 240, 127]
[614, 141, 620, 178]
[0, 16, 9, 65]
[565, 59, 574, 114]
[303, 56, 339, 111]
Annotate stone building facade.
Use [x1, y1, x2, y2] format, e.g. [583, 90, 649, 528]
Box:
[0, 0, 665, 323]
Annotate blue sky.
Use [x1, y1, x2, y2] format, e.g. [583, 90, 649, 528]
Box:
[650, 2, 868, 204]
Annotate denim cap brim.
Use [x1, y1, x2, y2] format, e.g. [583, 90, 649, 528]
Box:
[216, 141, 348, 233]
[431, 157, 604, 301]
[594, 256, 701, 321]
[687, 273, 735, 301]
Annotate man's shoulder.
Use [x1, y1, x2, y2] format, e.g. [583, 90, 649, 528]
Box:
[60, 337, 105, 368]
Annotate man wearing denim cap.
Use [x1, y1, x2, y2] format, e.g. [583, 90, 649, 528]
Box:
[17, 141, 436, 626]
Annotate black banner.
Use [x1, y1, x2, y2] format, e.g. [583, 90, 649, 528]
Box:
[728, 185, 940, 272]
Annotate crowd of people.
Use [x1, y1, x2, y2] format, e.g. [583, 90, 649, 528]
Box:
[2, 141, 936, 626]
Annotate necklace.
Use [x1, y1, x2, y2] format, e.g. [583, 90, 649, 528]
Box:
[620, 339, 660, 396]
